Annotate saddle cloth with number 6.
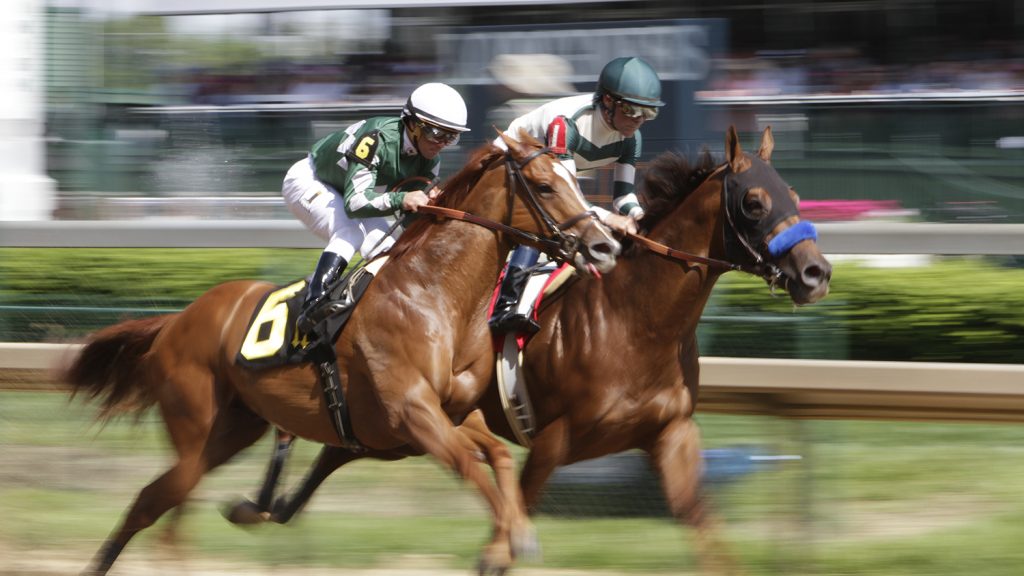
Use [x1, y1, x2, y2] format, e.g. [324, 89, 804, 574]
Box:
[236, 258, 385, 369]
[235, 279, 317, 369]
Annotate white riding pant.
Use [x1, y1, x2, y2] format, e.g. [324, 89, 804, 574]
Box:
[282, 156, 395, 262]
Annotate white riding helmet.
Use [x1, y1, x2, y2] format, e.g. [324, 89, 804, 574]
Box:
[402, 82, 471, 133]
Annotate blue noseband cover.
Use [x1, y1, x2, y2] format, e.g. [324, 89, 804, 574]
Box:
[768, 220, 818, 257]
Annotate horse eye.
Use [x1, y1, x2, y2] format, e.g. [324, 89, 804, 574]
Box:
[742, 190, 771, 220]
[536, 183, 555, 196]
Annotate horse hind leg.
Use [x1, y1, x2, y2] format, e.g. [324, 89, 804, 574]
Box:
[83, 369, 268, 576]
[84, 445, 209, 574]
[649, 417, 741, 576]
[269, 442, 375, 524]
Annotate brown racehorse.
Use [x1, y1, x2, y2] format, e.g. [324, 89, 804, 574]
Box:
[61, 131, 621, 576]
[229, 126, 832, 574]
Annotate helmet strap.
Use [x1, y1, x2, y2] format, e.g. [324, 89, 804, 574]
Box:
[403, 117, 424, 155]
[600, 94, 622, 133]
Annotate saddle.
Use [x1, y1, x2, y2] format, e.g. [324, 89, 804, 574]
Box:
[237, 259, 383, 370]
[236, 258, 386, 452]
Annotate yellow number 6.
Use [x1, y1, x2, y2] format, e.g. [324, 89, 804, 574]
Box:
[239, 280, 306, 360]
[354, 136, 374, 159]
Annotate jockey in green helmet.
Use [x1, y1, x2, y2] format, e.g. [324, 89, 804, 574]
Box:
[489, 56, 665, 334]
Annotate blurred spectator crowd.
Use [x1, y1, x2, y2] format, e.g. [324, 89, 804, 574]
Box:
[164, 55, 441, 106]
[702, 42, 1023, 98]
[159, 42, 1024, 107]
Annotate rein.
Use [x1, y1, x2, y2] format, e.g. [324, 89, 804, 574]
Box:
[418, 204, 564, 255]
[415, 147, 596, 263]
[625, 232, 743, 272]
[625, 163, 806, 291]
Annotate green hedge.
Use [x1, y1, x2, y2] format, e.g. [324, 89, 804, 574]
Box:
[2, 249, 1022, 364]
[0, 247, 318, 342]
[706, 256, 1024, 363]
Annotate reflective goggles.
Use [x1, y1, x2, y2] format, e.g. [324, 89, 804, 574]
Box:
[418, 121, 460, 146]
[616, 100, 659, 121]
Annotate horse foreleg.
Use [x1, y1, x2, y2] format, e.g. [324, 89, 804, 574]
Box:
[649, 417, 740, 576]
[458, 410, 539, 561]
[518, 417, 569, 513]
[400, 398, 517, 576]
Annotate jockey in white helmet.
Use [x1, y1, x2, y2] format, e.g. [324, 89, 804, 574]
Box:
[282, 82, 470, 333]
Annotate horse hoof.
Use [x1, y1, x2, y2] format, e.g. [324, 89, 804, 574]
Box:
[476, 560, 509, 576]
[221, 498, 270, 525]
[512, 523, 541, 561]
[268, 496, 292, 524]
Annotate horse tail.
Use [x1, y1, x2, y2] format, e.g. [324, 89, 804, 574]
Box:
[63, 314, 176, 420]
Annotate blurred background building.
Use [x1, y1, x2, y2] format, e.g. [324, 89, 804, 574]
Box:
[0, 0, 54, 219]
[4, 0, 1023, 222]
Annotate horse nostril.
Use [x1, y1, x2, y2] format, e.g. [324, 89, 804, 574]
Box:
[590, 241, 618, 257]
[598, 238, 622, 254]
[802, 262, 831, 287]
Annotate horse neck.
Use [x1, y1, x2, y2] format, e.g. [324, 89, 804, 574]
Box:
[606, 175, 727, 342]
[399, 165, 518, 313]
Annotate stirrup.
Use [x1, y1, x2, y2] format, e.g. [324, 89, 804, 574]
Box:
[295, 303, 322, 334]
[298, 294, 353, 334]
[320, 297, 354, 318]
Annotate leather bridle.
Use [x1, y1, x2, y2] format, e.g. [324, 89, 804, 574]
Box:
[626, 161, 817, 293]
[416, 147, 601, 265]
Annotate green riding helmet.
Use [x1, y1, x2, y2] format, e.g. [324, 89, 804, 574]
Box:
[598, 56, 665, 107]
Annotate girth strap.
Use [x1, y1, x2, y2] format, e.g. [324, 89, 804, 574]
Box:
[312, 353, 364, 452]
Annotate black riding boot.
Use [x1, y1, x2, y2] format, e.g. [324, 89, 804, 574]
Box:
[297, 251, 347, 333]
[488, 265, 540, 335]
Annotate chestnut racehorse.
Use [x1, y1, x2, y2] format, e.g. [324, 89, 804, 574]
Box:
[62, 131, 621, 576]
[229, 126, 832, 574]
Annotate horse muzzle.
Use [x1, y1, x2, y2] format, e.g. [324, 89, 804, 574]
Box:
[778, 239, 832, 305]
[573, 235, 621, 276]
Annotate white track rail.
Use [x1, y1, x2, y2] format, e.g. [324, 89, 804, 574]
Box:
[2, 220, 1023, 254]
[4, 343, 1022, 423]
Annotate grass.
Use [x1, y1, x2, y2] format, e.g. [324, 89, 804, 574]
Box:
[4, 392, 1024, 574]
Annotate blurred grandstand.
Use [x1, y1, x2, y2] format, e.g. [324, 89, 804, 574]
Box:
[27, 0, 1021, 222]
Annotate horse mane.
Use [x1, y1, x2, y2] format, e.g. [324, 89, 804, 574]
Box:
[387, 143, 505, 260]
[637, 149, 719, 229]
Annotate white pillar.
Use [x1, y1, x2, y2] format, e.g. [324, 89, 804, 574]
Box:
[0, 0, 56, 220]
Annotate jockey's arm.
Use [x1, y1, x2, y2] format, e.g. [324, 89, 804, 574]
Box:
[343, 163, 405, 217]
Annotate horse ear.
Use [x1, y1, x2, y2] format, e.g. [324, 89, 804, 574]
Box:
[497, 128, 527, 159]
[758, 125, 775, 163]
[725, 125, 750, 172]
